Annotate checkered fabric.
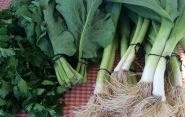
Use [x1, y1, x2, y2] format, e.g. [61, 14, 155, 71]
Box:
[0, 0, 11, 10]
[1, 1, 185, 117]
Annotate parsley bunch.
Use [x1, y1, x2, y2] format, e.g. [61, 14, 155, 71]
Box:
[0, 6, 66, 117]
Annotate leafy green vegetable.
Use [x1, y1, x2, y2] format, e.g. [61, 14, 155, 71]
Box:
[0, 5, 66, 117]
[42, 0, 83, 88]
[56, 0, 115, 83]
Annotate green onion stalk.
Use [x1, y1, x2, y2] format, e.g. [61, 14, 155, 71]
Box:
[130, 1, 185, 116]
[112, 14, 143, 82]
[119, 11, 138, 85]
[106, 1, 178, 114]
[108, 11, 131, 95]
[72, 31, 119, 117]
[166, 45, 185, 116]
[101, 19, 156, 116]
[101, 0, 180, 116]
[109, 9, 149, 96]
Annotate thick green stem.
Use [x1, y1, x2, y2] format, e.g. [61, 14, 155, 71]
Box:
[60, 57, 74, 79]
[122, 18, 150, 70]
[152, 8, 185, 100]
[114, 16, 143, 71]
[94, 33, 118, 94]
[56, 60, 70, 84]
[144, 40, 152, 63]
[140, 18, 173, 83]
[119, 13, 130, 58]
[170, 46, 182, 87]
[94, 46, 112, 94]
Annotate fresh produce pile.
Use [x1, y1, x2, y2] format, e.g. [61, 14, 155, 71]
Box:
[1, 0, 185, 117]
[72, 0, 185, 117]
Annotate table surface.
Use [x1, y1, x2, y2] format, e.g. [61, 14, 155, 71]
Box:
[0, 1, 185, 117]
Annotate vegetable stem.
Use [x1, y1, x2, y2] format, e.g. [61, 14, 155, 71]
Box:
[140, 18, 173, 82]
[121, 18, 150, 70]
[114, 15, 143, 71]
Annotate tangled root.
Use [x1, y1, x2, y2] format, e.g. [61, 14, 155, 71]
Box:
[107, 70, 131, 95]
[164, 77, 172, 94]
[72, 94, 112, 117]
[166, 86, 185, 117]
[130, 96, 177, 117]
[100, 82, 152, 115]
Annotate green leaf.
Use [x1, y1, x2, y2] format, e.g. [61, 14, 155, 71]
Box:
[0, 28, 7, 35]
[36, 88, 45, 95]
[56, 86, 67, 94]
[0, 47, 15, 58]
[41, 80, 55, 85]
[0, 35, 9, 42]
[16, 6, 36, 46]
[0, 97, 6, 106]
[25, 103, 34, 112]
[43, 1, 76, 56]
[17, 74, 28, 94]
[0, 110, 4, 116]
[33, 103, 45, 111]
[36, 22, 54, 57]
[47, 91, 55, 96]
[124, 4, 161, 22]
[56, 0, 115, 58]
[0, 80, 12, 98]
[107, 0, 171, 20]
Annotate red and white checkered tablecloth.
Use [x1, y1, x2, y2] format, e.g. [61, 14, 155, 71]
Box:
[0, 0, 11, 11]
[1, 1, 185, 117]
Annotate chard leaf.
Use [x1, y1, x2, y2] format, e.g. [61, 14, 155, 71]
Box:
[43, 1, 76, 56]
[107, 0, 171, 20]
[108, 0, 179, 23]
[56, 0, 115, 58]
[16, 6, 36, 45]
[17, 4, 54, 57]
[124, 4, 161, 22]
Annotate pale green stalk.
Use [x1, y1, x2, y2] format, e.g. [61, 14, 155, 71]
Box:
[140, 18, 173, 83]
[119, 13, 129, 58]
[153, 5, 185, 101]
[170, 46, 182, 87]
[94, 33, 118, 94]
[119, 12, 137, 84]
[114, 15, 143, 71]
[121, 18, 150, 70]
[143, 40, 152, 63]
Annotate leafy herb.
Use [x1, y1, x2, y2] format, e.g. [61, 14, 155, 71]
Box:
[0, 6, 66, 117]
